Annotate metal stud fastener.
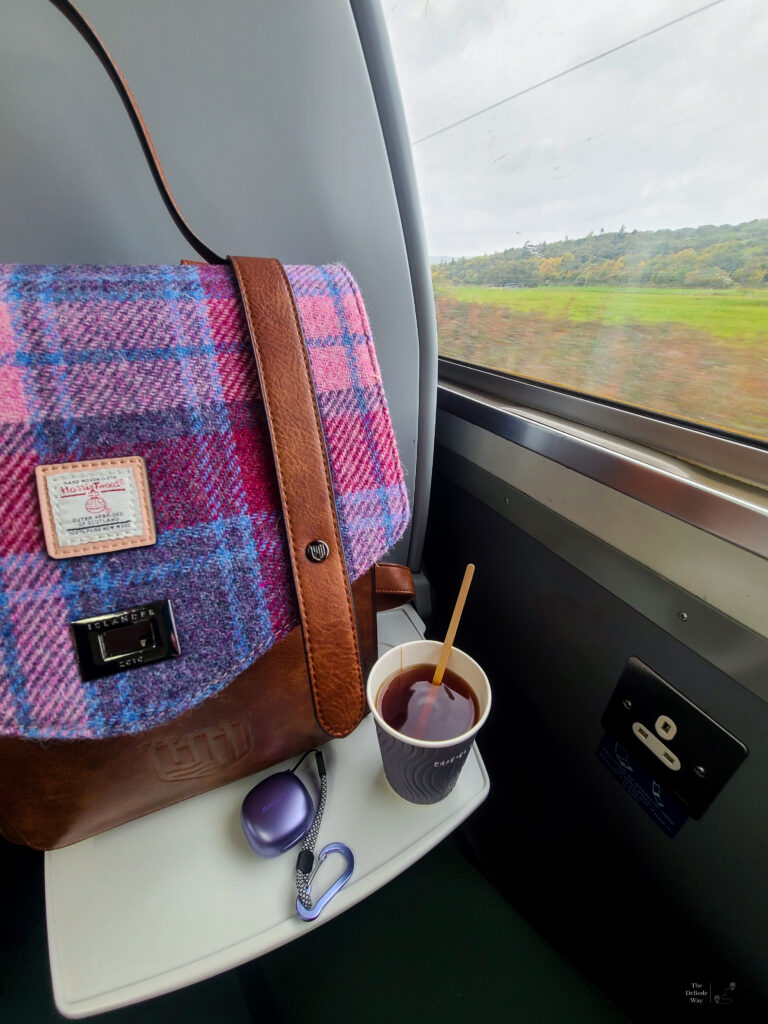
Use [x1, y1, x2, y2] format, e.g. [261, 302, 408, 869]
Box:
[306, 540, 330, 563]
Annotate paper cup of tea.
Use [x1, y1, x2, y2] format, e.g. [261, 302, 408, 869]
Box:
[366, 640, 491, 804]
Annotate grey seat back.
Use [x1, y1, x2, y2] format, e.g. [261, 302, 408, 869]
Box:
[0, 0, 437, 567]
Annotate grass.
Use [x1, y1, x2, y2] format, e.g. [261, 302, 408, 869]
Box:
[432, 285, 768, 440]
[434, 285, 768, 345]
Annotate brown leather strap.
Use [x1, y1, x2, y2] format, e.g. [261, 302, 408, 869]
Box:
[375, 563, 416, 611]
[47, 0, 224, 265]
[230, 257, 365, 737]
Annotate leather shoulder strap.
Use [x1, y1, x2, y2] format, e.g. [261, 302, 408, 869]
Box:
[229, 257, 365, 737]
[375, 563, 416, 612]
[47, 0, 223, 264]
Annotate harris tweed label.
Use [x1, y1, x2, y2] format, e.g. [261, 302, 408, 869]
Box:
[35, 457, 156, 559]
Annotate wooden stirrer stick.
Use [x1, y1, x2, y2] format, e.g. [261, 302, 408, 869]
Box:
[432, 563, 475, 686]
[411, 563, 476, 740]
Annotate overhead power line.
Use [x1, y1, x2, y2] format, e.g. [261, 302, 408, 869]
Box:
[413, 0, 727, 145]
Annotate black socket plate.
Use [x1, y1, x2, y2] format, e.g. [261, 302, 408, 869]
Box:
[601, 658, 747, 819]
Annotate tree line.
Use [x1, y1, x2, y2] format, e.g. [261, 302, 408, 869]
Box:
[433, 219, 768, 289]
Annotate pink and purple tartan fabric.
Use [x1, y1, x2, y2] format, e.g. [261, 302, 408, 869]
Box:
[0, 263, 409, 739]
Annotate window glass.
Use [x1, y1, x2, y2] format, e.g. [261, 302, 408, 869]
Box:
[383, 0, 768, 442]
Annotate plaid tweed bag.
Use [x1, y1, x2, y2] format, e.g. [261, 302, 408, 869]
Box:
[0, 262, 409, 741]
[0, 0, 414, 850]
[0, 258, 412, 850]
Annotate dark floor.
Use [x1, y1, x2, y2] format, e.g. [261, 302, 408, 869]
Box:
[239, 837, 630, 1024]
[1, 833, 630, 1024]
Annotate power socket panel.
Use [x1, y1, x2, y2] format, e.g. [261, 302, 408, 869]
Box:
[601, 657, 748, 819]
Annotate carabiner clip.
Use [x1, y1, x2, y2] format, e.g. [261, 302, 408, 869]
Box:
[296, 842, 354, 922]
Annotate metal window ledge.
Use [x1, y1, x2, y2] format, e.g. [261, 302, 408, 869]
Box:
[438, 370, 768, 563]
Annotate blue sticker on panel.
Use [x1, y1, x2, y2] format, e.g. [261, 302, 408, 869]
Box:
[597, 733, 689, 837]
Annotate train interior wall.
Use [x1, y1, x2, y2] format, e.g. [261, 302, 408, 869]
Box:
[423, 418, 768, 1022]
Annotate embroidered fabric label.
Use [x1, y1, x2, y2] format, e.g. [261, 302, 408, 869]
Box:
[35, 457, 156, 559]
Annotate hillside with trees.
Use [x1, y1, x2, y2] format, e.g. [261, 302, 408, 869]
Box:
[433, 219, 768, 290]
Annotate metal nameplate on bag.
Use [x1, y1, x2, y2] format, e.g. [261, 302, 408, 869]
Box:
[70, 600, 181, 681]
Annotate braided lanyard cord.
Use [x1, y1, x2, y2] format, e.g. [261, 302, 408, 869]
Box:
[296, 750, 327, 910]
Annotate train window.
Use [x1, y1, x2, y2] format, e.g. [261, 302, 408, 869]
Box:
[383, 0, 768, 444]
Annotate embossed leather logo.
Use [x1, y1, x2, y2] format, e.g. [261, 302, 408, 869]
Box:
[144, 722, 252, 781]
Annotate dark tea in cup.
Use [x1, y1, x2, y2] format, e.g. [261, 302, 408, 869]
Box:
[376, 664, 478, 742]
[367, 639, 491, 804]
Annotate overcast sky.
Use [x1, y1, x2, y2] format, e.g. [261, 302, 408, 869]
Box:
[382, 0, 768, 258]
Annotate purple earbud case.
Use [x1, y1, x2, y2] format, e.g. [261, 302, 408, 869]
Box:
[241, 771, 315, 858]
